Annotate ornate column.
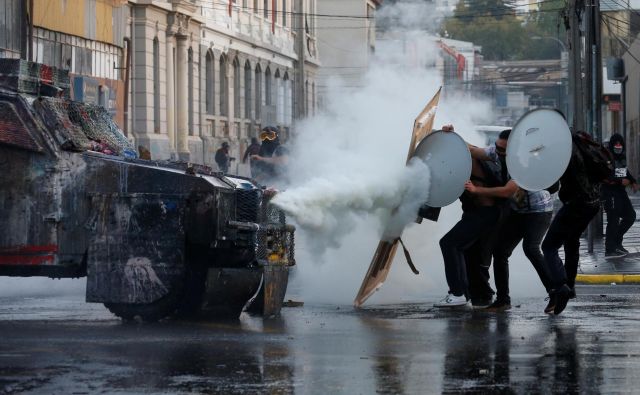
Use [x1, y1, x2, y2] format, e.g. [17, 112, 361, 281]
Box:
[166, 34, 176, 155]
[175, 33, 189, 160]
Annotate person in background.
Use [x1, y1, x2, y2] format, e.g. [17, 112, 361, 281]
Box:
[138, 145, 152, 160]
[602, 133, 638, 258]
[215, 142, 235, 174]
[251, 126, 289, 186]
[242, 137, 262, 177]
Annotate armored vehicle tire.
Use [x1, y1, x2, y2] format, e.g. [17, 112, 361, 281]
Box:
[104, 291, 182, 322]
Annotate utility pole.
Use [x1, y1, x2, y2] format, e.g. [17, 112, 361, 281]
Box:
[568, 0, 584, 133]
[567, 0, 603, 251]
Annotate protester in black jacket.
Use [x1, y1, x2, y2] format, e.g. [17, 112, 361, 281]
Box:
[602, 133, 638, 257]
[541, 139, 600, 315]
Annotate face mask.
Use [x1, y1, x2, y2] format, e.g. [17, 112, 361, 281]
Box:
[614, 146, 623, 155]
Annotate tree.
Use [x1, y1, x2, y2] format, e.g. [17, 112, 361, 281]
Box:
[440, 0, 568, 61]
[441, 0, 526, 60]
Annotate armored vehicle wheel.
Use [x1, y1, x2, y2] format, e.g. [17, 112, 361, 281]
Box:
[104, 290, 182, 322]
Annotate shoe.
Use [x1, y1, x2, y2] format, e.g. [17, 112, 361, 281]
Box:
[485, 300, 511, 312]
[553, 284, 571, 315]
[616, 247, 629, 255]
[568, 288, 576, 299]
[605, 250, 626, 258]
[544, 294, 556, 314]
[434, 293, 468, 307]
[471, 298, 493, 309]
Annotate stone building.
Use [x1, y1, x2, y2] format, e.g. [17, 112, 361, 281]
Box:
[129, 0, 320, 172]
[0, 0, 321, 173]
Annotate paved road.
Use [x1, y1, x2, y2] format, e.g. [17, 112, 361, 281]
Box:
[2, 284, 640, 394]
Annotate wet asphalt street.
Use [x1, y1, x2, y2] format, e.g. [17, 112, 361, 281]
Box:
[2, 285, 640, 394]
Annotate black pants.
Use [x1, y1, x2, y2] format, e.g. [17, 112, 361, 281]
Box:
[492, 211, 553, 303]
[602, 188, 636, 252]
[465, 234, 495, 303]
[541, 203, 600, 290]
[440, 206, 501, 297]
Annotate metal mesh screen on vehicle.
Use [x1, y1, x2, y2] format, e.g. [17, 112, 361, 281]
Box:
[35, 97, 134, 155]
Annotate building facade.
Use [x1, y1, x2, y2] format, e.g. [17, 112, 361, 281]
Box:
[0, 0, 321, 172]
[0, 0, 129, 127]
[127, 0, 320, 170]
[315, 0, 381, 108]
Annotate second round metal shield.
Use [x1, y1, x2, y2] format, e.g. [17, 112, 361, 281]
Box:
[506, 109, 572, 191]
[412, 131, 472, 207]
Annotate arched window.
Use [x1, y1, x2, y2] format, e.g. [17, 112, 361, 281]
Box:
[244, 60, 252, 119]
[219, 55, 228, 117]
[153, 37, 160, 133]
[188, 47, 194, 135]
[304, 79, 309, 116]
[205, 50, 215, 115]
[255, 64, 262, 119]
[282, 0, 287, 26]
[233, 58, 240, 119]
[312, 82, 316, 116]
[275, 69, 283, 124]
[283, 72, 291, 124]
[265, 67, 272, 106]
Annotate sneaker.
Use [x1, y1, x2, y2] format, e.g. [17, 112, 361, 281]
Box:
[434, 293, 468, 307]
[544, 294, 556, 314]
[485, 300, 511, 312]
[553, 284, 571, 315]
[605, 250, 626, 259]
[618, 246, 630, 254]
[471, 298, 493, 309]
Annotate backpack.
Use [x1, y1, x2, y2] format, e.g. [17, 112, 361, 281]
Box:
[572, 131, 613, 183]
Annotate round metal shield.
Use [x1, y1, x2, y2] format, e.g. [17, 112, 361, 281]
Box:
[412, 131, 472, 207]
[506, 109, 572, 191]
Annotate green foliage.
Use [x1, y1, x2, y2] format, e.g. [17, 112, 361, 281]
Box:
[440, 0, 568, 60]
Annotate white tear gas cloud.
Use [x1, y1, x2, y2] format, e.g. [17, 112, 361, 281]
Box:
[279, 1, 549, 305]
[272, 158, 430, 252]
[376, 0, 451, 32]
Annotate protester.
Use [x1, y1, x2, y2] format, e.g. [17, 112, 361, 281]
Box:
[434, 127, 509, 308]
[215, 142, 235, 174]
[464, 129, 556, 312]
[251, 126, 289, 186]
[601, 133, 638, 258]
[242, 137, 262, 177]
[541, 133, 601, 315]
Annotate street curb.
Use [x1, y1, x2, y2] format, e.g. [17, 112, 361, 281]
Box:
[575, 274, 640, 284]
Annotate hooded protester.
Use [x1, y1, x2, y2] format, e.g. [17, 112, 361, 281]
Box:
[215, 142, 234, 174]
[601, 133, 638, 257]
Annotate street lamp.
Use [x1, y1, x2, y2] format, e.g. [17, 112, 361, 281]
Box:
[532, 36, 569, 120]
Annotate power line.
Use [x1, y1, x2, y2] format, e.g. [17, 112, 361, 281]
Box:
[602, 17, 640, 65]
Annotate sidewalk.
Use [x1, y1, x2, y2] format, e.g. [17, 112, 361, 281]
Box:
[573, 193, 640, 284]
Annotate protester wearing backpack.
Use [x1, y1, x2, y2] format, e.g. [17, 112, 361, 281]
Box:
[602, 133, 638, 258]
[541, 131, 607, 315]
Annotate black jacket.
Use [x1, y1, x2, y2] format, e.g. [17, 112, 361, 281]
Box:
[602, 133, 636, 192]
[559, 142, 600, 206]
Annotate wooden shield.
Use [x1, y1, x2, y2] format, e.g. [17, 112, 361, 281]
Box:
[353, 87, 442, 308]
